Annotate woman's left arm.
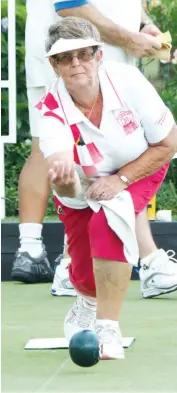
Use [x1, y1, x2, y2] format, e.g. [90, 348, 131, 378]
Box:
[86, 66, 177, 201]
[118, 124, 177, 184]
[86, 127, 177, 201]
[118, 65, 177, 184]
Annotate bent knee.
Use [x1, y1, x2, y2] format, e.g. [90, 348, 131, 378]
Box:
[31, 137, 42, 154]
[27, 137, 46, 164]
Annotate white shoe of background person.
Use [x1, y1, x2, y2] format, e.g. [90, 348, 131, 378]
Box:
[96, 321, 125, 360]
[51, 255, 76, 297]
[139, 249, 177, 298]
[64, 295, 96, 342]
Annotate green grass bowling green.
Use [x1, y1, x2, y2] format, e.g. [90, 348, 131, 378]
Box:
[1, 281, 177, 392]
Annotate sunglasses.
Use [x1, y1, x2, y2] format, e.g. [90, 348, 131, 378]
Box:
[54, 47, 97, 65]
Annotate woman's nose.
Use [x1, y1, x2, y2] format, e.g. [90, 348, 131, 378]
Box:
[71, 55, 80, 66]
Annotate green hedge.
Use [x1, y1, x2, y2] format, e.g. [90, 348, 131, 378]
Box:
[147, 0, 177, 120]
[1, 0, 177, 216]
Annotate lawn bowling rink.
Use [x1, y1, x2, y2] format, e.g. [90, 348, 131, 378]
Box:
[1, 281, 177, 392]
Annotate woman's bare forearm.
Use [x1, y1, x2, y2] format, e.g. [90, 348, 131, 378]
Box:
[118, 146, 172, 184]
[118, 126, 177, 183]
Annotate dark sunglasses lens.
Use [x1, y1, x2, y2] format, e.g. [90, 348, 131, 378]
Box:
[62, 54, 72, 64]
[57, 50, 95, 64]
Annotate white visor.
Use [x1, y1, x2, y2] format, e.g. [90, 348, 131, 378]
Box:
[45, 38, 103, 57]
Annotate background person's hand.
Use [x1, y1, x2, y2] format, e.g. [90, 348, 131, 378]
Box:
[86, 174, 126, 201]
[140, 23, 161, 37]
[127, 31, 162, 58]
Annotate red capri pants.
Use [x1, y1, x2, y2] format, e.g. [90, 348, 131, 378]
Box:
[54, 163, 169, 297]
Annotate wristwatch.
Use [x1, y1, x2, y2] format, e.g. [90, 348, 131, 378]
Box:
[116, 173, 131, 186]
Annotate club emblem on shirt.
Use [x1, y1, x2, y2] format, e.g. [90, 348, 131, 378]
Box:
[115, 109, 139, 135]
[57, 205, 65, 215]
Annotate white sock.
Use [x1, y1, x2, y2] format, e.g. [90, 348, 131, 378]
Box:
[81, 295, 96, 307]
[96, 319, 119, 329]
[63, 234, 68, 253]
[140, 249, 160, 267]
[76, 292, 97, 308]
[18, 223, 43, 258]
[60, 257, 71, 269]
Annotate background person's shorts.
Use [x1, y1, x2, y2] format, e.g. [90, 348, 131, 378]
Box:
[26, 56, 55, 137]
[54, 163, 169, 297]
[27, 87, 46, 137]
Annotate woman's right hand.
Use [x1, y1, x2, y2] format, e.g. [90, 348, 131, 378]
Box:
[48, 160, 81, 197]
[48, 160, 76, 186]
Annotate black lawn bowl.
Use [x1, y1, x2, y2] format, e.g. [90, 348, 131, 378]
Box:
[69, 330, 100, 367]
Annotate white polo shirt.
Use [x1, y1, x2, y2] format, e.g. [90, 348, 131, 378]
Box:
[25, 0, 141, 87]
[39, 61, 174, 209]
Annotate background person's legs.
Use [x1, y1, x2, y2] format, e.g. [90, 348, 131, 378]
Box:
[129, 166, 177, 298]
[19, 138, 50, 227]
[11, 87, 54, 283]
[137, 211, 177, 298]
[136, 209, 157, 259]
[18, 138, 50, 260]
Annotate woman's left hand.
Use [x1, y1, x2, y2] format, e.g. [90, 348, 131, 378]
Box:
[85, 174, 126, 201]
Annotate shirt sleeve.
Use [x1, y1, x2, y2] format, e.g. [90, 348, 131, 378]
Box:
[53, 0, 89, 12]
[39, 115, 74, 159]
[126, 65, 175, 144]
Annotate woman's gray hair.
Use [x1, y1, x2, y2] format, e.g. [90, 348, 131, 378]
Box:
[45, 16, 101, 53]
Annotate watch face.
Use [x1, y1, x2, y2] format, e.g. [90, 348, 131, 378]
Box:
[120, 175, 129, 185]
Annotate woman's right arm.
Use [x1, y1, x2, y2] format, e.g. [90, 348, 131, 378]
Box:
[39, 116, 81, 197]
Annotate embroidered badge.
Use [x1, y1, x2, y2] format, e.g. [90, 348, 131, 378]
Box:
[116, 110, 139, 135]
[57, 205, 65, 215]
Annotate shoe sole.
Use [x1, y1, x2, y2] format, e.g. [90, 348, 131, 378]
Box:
[51, 288, 76, 297]
[99, 343, 125, 360]
[11, 270, 53, 284]
[100, 353, 125, 360]
[142, 285, 177, 298]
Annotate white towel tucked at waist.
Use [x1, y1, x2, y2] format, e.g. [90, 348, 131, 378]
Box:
[87, 190, 139, 266]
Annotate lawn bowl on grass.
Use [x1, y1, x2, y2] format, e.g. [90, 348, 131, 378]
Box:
[69, 330, 100, 367]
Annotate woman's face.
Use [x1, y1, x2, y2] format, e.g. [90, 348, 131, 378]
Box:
[49, 46, 103, 91]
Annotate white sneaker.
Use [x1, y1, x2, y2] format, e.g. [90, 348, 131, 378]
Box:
[51, 257, 76, 297]
[64, 295, 96, 342]
[140, 249, 177, 298]
[96, 323, 125, 360]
